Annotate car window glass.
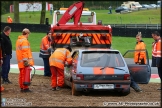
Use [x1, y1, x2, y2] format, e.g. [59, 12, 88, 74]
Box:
[81, 51, 125, 67]
[123, 7, 128, 9]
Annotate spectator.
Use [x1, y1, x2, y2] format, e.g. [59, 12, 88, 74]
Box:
[151, 31, 161, 90]
[15, 28, 34, 92]
[108, 6, 112, 14]
[49, 45, 72, 91]
[39, 31, 52, 77]
[134, 32, 146, 64]
[7, 16, 13, 23]
[1, 26, 12, 84]
[50, 7, 53, 15]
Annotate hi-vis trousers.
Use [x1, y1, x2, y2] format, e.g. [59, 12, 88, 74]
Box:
[50, 66, 64, 88]
[19, 68, 29, 89]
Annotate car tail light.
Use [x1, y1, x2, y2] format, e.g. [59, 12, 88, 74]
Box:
[76, 74, 84, 80]
[124, 74, 130, 80]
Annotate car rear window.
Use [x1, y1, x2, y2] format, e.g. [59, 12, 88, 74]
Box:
[81, 51, 125, 67]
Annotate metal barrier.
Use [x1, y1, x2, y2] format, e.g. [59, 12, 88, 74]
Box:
[104, 24, 161, 29]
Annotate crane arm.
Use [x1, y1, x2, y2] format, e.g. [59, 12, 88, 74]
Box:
[57, 1, 84, 26]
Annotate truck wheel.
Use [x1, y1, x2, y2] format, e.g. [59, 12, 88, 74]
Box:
[72, 82, 80, 96]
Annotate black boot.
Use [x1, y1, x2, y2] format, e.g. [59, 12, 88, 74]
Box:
[2, 78, 8, 84]
[23, 88, 32, 92]
[6, 79, 12, 84]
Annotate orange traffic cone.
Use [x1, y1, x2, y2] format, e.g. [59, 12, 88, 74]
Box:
[1, 85, 4, 92]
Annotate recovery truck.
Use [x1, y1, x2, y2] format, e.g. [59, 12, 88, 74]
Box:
[45, 1, 151, 92]
[45, 1, 112, 49]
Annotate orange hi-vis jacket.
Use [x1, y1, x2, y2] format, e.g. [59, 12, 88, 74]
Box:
[49, 48, 72, 69]
[7, 18, 13, 23]
[152, 38, 161, 57]
[39, 36, 51, 58]
[16, 35, 34, 68]
[134, 40, 146, 64]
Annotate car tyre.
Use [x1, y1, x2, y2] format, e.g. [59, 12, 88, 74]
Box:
[72, 82, 80, 96]
[119, 88, 130, 96]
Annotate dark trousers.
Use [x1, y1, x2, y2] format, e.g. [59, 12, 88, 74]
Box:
[130, 75, 139, 88]
[43, 58, 51, 76]
[109, 10, 112, 13]
[157, 67, 162, 81]
[1, 55, 10, 79]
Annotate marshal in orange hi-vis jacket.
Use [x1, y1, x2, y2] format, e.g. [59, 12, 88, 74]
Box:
[49, 47, 72, 90]
[7, 16, 13, 23]
[16, 28, 34, 91]
[134, 32, 146, 64]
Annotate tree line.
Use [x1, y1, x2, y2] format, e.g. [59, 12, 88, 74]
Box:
[1, 1, 157, 24]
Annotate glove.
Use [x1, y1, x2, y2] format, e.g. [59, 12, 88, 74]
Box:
[24, 61, 29, 67]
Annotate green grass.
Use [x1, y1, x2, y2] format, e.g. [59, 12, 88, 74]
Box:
[10, 32, 153, 58]
[1, 8, 161, 24]
[10, 32, 45, 52]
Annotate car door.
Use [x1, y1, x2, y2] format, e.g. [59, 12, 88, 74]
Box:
[123, 49, 151, 84]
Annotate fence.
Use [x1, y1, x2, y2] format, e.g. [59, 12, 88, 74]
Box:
[1, 22, 161, 38]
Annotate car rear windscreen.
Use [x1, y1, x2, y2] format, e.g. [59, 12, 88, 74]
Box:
[81, 51, 125, 67]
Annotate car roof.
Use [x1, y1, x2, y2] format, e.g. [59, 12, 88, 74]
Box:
[73, 48, 120, 52]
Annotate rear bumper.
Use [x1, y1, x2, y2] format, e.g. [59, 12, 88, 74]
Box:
[73, 80, 131, 84]
[73, 80, 131, 91]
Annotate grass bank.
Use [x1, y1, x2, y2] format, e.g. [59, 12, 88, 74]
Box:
[1, 8, 161, 24]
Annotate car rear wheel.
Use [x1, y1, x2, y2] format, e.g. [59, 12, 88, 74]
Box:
[121, 88, 130, 96]
[72, 82, 80, 96]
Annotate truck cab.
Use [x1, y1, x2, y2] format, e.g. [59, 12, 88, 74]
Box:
[46, 1, 112, 49]
[51, 8, 96, 27]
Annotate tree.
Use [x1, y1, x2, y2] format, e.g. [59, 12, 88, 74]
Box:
[40, 1, 46, 24]
[13, 1, 20, 23]
[1, 1, 13, 14]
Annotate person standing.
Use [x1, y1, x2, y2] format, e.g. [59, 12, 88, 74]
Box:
[49, 45, 72, 91]
[0, 34, 4, 92]
[108, 6, 112, 14]
[7, 16, 13, 23]
[50, 7, 53, 15]
[39, 31, 52, 77]
[1, 26, 12, 84]
[15, 28, 34, 92]
[151, 31, 161, 90]
[134, 32, 146, 64]
[130, 32, 146, 92]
